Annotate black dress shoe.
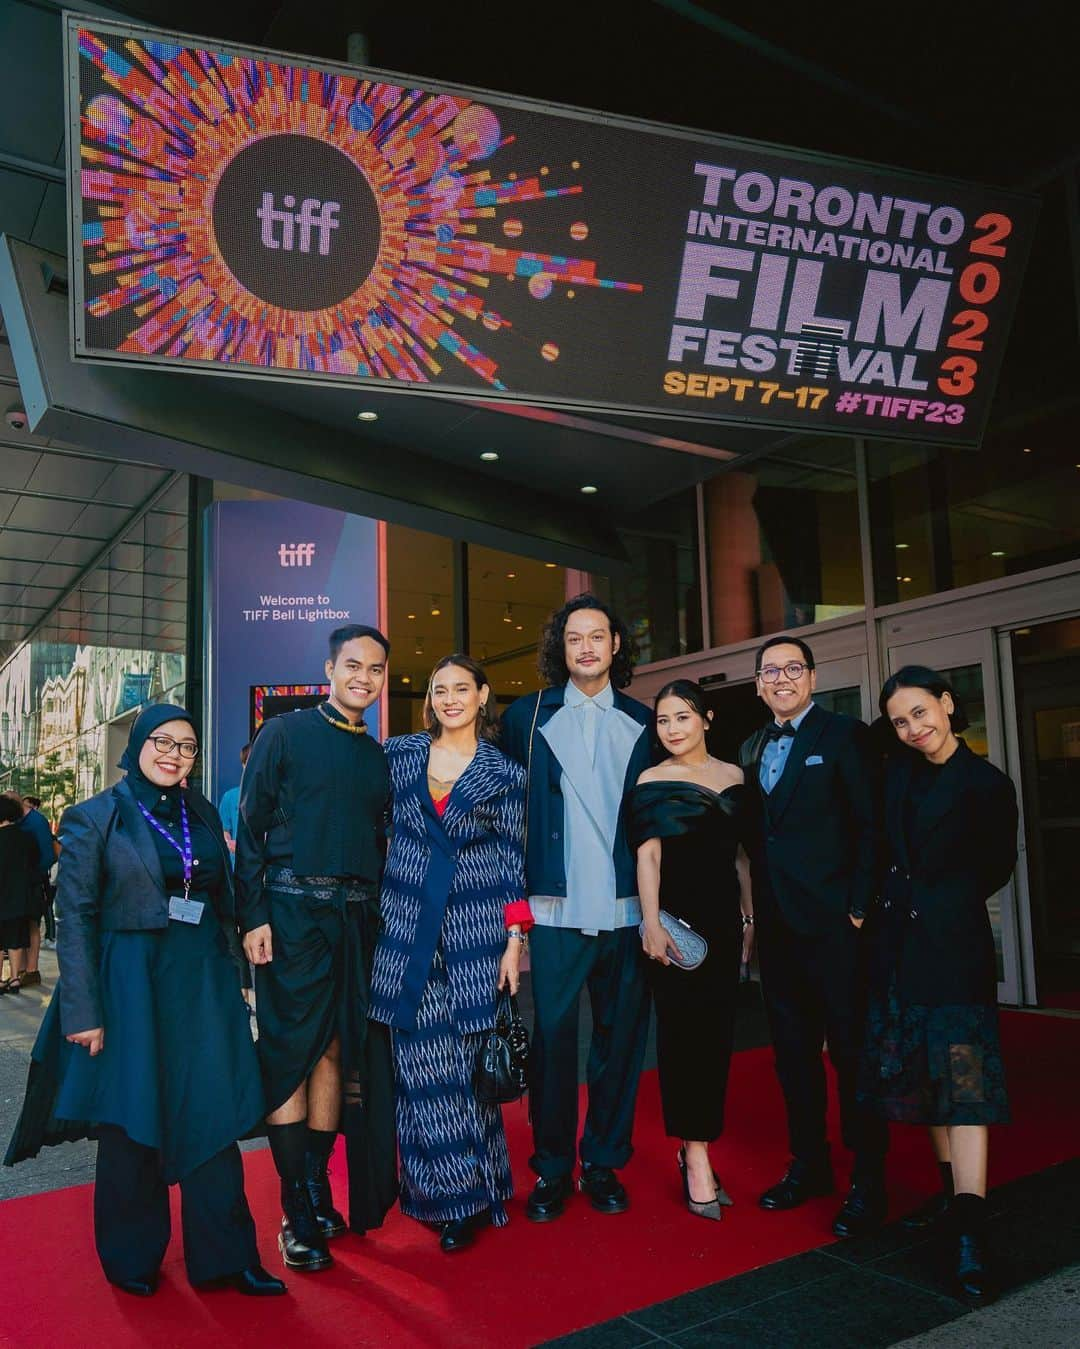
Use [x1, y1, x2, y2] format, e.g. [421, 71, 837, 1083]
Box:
[304, 1151, 347, 1239]
[832, 1181, 887, 1237]
[579, 1166, 629, 1214]
[759, 1161, 834, 1211]
[901, 1191, 951, 1231]
[198, 1264, 288, 1296]
[279, 1179, 333, 1272]
[109, 1274, 158, 1297]
[526, 1175, 574, 1223]
[955, 1232, 996, 1304]
[438, 1211, 492, 1253]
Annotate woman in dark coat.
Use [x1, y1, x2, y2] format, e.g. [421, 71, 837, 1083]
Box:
[0, 793, 39, 992]
[370, 654, 531, 1253]
[862, 666, 1018, 1304]
[4, 704, 284, 1299]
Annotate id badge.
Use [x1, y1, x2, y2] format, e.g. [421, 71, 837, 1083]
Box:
[168, 894, 205, 924]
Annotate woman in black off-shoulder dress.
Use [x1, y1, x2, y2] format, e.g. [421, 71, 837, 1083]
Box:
[628, 679, 754, 1222]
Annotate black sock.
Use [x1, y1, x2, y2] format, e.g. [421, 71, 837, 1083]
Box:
[938, 1160, 955, 1197]
[267, 1121, 308, 1183]
[951, 1192, 986, 1234]
[307, 1128, 337, 1165]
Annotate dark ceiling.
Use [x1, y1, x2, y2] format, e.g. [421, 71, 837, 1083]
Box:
[84, 0, 1075, 187]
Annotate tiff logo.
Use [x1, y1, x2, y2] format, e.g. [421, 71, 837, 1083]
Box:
[257, 194, 341, 254]
[279, 542, 316, 567]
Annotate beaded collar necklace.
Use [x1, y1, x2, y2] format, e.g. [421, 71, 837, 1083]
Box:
[318, 702, 368, 735]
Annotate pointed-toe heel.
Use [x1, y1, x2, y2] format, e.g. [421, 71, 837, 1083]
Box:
[678, 1149, 724, 1222]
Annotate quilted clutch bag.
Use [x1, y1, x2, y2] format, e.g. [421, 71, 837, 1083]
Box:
[638, 910, 708, 971]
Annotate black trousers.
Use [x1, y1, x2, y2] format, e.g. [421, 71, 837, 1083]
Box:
[94, 1127, 259, 1285]
[756, 912, 888, 1179]
[528, 925, 651, 1181]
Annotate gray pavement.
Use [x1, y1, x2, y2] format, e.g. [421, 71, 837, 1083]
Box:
[891, 1264, 1080, 1348]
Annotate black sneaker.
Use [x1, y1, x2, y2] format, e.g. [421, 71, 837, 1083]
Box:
[579, 1165, 629, 1214]
[526, 1175, 573, 1223]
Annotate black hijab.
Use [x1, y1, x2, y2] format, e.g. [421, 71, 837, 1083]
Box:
[119, 703, 198, 814]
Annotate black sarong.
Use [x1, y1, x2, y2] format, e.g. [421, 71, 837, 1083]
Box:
[256, 866, 397, 1233]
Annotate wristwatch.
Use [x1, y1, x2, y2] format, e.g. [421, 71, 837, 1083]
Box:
[507, 929, 529, 949]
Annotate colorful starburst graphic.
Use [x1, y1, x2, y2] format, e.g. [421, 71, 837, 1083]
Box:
[77, 31, 644, 389]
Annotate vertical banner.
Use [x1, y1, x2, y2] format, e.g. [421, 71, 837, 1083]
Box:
[208, 499, 379, 800]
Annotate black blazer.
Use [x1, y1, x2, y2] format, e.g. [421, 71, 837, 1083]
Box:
[738, 704, 880, 934]
[55, 780, 242, 1034]
[879, 740, 1018, 1006]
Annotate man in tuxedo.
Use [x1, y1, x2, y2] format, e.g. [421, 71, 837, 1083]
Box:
[739, 636, 888, 1236]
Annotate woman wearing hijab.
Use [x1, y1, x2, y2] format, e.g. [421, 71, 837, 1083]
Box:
[4, 704, 283, 1298]
[370, 655, 531, 1253]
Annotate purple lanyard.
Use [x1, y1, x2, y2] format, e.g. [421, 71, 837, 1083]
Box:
[138, 798, 193, 898]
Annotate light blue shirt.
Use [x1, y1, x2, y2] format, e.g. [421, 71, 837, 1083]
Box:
[759, 702, 814, 795]
[532, 680, 643, 935]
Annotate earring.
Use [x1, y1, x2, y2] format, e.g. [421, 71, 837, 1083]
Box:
[478, 701, 488, 718]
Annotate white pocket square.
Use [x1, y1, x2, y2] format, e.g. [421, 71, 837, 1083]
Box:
[805, 755, 824, 765]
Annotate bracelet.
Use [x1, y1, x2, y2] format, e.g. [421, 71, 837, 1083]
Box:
[507, 930, 528, 947]
[742, 914, 754, 927]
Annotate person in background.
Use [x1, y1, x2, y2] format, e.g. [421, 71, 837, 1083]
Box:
[14, 794, 58, 986]
[236, 625, 398, 1273]
[628, 680, 753, 1221]
[861, 666, 1018, 1304]
[501, 594, 652, 1222]
[371, 654, 530, 1253]
[4, 705, 283, 1298]
[218, 744, 251, 866]
[0, 794, 39, 994]
[738, 636, 888, 1238]
[23, 797, 58, 950]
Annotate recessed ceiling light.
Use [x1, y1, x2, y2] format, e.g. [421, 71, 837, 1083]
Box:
[401, 675, 411, 685]
[580, 484, 598, 495]
[991, 550, 1006, 557]
[407, 612, 416, 620]
[480, 450, 499, 462]
[544, 562, 557, 569]
[357, 410, 379, 421]
[895, 542, 909, 550]
[506, 571, 516, 579]
[430, 594, 441, 616]
[1023, 447, 1032, 453]
[901, 576, 912, 583]
[515, 624, 524, 631]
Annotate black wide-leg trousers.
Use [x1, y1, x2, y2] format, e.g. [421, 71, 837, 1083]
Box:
[94, 1127, 259, 1285]
[756, 913, 888, 1180]
[528, 925, 651, 1181]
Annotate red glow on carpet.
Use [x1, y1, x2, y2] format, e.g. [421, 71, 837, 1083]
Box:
[1, 1010, 1076, 1347]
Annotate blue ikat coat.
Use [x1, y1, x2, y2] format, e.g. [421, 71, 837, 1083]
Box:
[369, 733, 527, 1035]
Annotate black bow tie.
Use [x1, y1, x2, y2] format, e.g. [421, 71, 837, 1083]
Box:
[765, 721, 796, 742]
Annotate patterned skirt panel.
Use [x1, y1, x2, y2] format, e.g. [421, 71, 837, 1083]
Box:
[392, 954, 513, 1226]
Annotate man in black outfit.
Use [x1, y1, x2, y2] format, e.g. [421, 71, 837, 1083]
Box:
[739, 636, 888, 1236]
[237, 625, 397, 1272]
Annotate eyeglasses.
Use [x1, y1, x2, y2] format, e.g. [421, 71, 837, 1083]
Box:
[148, 734, 199, 758]
[757, 662, 811, 683]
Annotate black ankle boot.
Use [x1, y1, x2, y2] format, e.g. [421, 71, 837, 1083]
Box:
[949, 1193, 995, 1304]
[279, 1179, 333, 1272]
[304, 1150, 347, 1239]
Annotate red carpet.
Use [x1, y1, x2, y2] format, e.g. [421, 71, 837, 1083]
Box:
[1, 1009, 1077, 1348]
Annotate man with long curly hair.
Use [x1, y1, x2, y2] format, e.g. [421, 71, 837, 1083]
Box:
[501, 594, 652, 1222]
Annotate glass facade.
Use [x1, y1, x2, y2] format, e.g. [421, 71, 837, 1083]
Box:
[607, 488, 702, 665]
[0, 475, 189, 814]
[702, 437, 863, 649]
[868, 427, 1080, 606]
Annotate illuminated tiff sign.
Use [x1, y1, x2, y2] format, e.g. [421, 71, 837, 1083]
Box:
[67, 16, 1036, 444]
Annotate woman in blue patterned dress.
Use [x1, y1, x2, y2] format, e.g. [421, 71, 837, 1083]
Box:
[370, 654, 532, 1253]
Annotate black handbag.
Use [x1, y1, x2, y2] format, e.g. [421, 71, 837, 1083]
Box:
[473, 991, 530, 1105]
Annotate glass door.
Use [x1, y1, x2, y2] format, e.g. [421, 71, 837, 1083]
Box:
[885, 630, 1021, 1004]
